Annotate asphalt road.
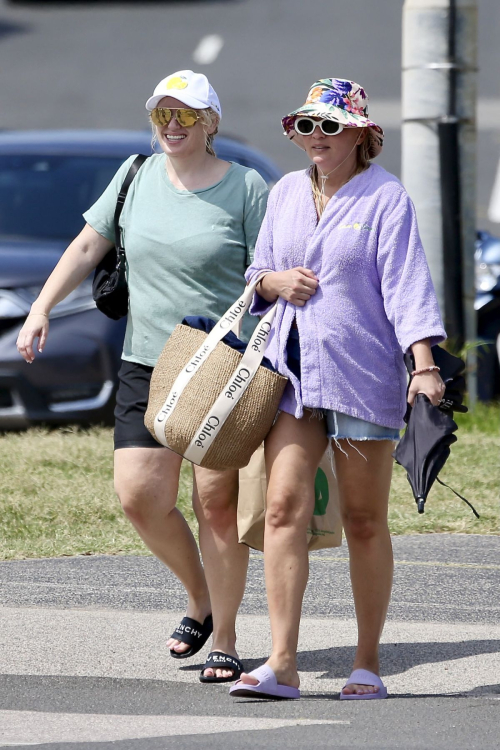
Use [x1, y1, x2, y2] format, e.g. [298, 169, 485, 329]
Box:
[1, 534, 499, 748]
[0, 0, 499, 231]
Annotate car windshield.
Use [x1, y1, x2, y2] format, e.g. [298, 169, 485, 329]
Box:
[0, 155, 124, 241]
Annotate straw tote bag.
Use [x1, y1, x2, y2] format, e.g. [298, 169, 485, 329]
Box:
[144, 275, 287, 471]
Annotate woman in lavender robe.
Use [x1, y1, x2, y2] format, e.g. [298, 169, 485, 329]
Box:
[230, 78, 447, 701]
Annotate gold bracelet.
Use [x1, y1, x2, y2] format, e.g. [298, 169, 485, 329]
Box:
[30, 311, 49, 317]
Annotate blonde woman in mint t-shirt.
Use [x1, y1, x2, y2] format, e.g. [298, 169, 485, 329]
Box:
[16, 71, 268, 684]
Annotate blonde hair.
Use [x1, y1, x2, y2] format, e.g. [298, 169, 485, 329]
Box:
[198, 108, 220, 156]
[310, 127, 376, 218]
[149, 107, 220, 156]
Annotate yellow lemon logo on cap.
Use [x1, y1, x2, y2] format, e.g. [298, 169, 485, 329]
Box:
[166, 76, 188, 90]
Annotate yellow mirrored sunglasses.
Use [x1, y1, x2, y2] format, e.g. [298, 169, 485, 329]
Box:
[150, 107, 200, 128]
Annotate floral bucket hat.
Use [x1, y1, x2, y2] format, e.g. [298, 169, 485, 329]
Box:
[282, 78, 384, 158]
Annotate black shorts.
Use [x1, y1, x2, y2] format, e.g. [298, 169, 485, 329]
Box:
[114, 360, 165, 450]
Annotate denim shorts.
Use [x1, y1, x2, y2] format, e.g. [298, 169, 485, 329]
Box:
[324, 410, 400, 442]
[286, 327, 400, 442]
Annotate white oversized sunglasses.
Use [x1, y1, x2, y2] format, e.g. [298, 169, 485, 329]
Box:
[294, 117, 345, 136]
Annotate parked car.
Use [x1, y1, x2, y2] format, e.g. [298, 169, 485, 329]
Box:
[0, 130, 282, 428]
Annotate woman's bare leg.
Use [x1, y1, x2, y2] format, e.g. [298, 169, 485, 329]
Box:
[114, 448, 211, 654]
[332, 439, 394, 696]
[239, 411, 328, 689]
[193, 467, 249, 679]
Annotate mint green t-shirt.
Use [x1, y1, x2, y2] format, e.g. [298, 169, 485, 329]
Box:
[84, 154, 268, 366]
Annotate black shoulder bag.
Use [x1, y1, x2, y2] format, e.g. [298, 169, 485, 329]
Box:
[92, 154, 148, 320]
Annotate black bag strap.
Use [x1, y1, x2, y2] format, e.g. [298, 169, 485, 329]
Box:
[113, 154, 148, 253]
[435, 477, 480, 518]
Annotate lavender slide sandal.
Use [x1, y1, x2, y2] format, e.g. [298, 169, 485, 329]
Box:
[229, 665, 300, 700]
[339, 669, 388, 700]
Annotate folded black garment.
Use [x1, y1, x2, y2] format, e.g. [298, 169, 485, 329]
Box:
[182, 316, 277, 373]
[402, 345, 468, 423]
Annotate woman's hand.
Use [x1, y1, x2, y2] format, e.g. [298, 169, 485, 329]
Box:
[15, 224, 112, 365]
[407, 370, 446, 407]
[258, 267, 319, 307]
[16, 313, 50, 364]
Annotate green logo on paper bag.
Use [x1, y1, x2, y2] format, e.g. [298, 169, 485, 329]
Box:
[313, 467, 329, 516]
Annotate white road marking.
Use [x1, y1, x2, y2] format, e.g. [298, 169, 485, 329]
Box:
[0, 713, 347, 745]
[1, 609, 499, 696]
[192, 34, 224, 65]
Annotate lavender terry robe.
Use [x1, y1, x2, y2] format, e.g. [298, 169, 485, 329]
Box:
[246, 164, 446, 430]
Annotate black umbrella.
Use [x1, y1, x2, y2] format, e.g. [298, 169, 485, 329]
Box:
[394, 347, 479, 517]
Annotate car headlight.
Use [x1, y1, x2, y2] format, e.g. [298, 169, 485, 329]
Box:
[0, 279, 95, 319]
[476, 263, 500, 293]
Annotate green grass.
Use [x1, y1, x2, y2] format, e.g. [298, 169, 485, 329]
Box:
[455, 400, 500, 434]
[0, 404, 499, 560]
[0, 426, 193, 560]
[389, 400, 500, 533]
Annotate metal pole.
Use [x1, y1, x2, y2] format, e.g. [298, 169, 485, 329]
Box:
[439, 0, 464, 347]
[402, 0, 478, 403]
[438, 118, 464, 343]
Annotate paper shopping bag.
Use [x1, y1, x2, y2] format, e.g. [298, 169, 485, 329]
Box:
[237, 444, 342, 552]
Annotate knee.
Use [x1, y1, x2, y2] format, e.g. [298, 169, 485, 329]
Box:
[342, 509, 386, 542]
[115, 480, 171, 528]
[115, 482, 147, 525]
[196, 491, 237, 534]
[266, 489, 309, 531]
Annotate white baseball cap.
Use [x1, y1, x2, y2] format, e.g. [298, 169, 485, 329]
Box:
[145, 70, 222, 118]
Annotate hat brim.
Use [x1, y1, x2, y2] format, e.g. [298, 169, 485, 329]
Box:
[145, 92, 212, 112]
[282, 103, 384, 158]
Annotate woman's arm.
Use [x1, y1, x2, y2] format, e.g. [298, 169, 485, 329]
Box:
[407, 338, 446, 406]
[376, 188, 446, 354]
[16, 224, 113, 363]
[374, 189, 447, 406]
[246, 179, 318, 309]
